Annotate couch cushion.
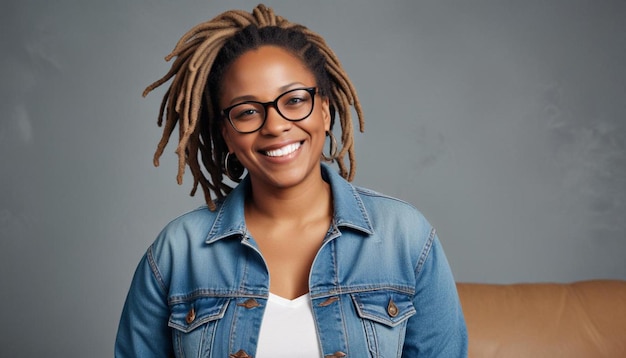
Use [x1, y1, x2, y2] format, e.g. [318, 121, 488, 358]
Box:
[457, 280, 626, 358]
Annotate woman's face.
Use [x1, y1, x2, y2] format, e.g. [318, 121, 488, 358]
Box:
[219, 45, 331, 191]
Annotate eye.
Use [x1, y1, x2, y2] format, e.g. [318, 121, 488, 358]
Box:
[283, 94, 310, 107]
[231, 104, 262, 121]
[287, 97, 304, 104]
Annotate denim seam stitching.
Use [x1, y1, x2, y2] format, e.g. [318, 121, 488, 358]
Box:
[147, 244, 167, 294]
[415, 228, 436, 277]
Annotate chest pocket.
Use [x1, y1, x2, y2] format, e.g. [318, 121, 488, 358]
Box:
[351, 290, 416, 354]
[168, 297, 230, 357]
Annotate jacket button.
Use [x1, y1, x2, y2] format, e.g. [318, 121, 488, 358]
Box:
[185, 307, 196, 324]
[387, 299, 399, 317]
[325, 352, 346, 358]
[237, 298, 261, 309]
[230, 349, 252, 358]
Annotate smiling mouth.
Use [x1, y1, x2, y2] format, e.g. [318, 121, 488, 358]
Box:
[263, 142, 302, 157]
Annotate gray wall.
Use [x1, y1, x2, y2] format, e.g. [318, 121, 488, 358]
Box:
[1, 0, 625, 356]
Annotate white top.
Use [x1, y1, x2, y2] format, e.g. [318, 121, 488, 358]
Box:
[255, 293, 322, 357]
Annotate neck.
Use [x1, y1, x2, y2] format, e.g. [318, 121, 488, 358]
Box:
[245, 171, 332, 224]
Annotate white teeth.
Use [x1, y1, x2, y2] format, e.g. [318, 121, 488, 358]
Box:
[264, 142, 301, 157]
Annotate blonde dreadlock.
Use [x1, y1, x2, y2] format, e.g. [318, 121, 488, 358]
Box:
[143, 4, 364, 210]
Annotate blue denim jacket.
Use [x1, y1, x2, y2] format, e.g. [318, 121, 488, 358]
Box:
[115, 165, 467, 357]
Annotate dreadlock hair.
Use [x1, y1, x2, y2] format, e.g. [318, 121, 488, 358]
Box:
[143, 4, 364, 210]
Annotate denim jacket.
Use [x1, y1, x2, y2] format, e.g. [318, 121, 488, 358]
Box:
[115, 165, 467, 357]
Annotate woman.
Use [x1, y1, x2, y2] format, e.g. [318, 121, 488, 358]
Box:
[116, 4, 467, 357]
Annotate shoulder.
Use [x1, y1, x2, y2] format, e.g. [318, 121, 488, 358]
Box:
[355, 185, 433, 234]
[335, 184, 444, 281]
[149, 205, 219, 261]
[324, 164, 435, 242]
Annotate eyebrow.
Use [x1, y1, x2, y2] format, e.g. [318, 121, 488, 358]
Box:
[226, 82, 309, 105]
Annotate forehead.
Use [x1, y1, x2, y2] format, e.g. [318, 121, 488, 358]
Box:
[219, 45, 316, 101]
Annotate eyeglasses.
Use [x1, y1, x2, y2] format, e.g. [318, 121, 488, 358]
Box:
[222, 87, 317, 133]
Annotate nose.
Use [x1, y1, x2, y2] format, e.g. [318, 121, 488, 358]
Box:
[260, 104, 291, 135]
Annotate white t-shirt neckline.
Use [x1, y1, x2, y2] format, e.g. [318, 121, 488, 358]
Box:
[255, 292, 322, 357]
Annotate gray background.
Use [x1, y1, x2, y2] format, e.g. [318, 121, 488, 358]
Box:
[1, 0, 625, 356]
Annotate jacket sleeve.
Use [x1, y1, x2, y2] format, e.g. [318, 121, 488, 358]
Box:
[115, 245, 174, 357]
[402, 230, 468, 357]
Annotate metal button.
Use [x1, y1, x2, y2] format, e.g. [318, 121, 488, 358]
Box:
[387, 299, 399, 317]
[237, 298, 261, 309]
[185, 307, 196, 324]
[230, 349, 252, 358]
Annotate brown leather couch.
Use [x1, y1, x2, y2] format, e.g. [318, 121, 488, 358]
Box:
[456, 280, 626, 357]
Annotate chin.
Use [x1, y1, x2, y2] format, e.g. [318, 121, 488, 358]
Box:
[260, 164, 320, 189]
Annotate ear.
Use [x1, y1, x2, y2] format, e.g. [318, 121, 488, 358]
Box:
[320, 96, 331, 132]
[221, 123, 234, 153]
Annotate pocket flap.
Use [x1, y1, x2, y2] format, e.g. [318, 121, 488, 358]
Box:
[351, 290, 416, 327]
[168, 297, 230, 333]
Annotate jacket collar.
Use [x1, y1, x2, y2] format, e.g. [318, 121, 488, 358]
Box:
[205, 164, 373, 244]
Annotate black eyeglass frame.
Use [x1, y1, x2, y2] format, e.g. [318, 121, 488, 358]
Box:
[221, 87, 317, 133]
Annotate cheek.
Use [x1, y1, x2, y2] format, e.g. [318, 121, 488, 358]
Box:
[221, 124, 246, 153]
[224, 131, 256, 158]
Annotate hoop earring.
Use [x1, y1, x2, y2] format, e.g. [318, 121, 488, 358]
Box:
[322, 131, 338, 162]
[224, 152, 245, 182]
